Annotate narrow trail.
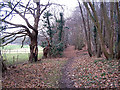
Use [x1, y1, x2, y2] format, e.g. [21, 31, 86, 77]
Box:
[3, 45, 118, 88]
[59, 45, 78, 88]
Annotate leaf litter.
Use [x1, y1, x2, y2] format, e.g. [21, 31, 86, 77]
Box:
[2, 45, 119, 88]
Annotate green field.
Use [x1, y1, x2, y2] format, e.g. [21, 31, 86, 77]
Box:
[1, 44, 43, 50]
[3, 53, 43, 65]
[1, 44, 43, 65]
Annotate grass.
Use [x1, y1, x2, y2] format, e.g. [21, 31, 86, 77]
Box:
[3, 53, 43, 65]
[2, 58, 67, 88]
[1, 44, 43, 50]
[41, 59, 67, 88]
[1, 44, 43, 65]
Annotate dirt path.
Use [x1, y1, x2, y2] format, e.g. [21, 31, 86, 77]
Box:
[63, 45, 77, 58]
[59, 45, 78, 88]
[2, 45, 119, 88]
[59, 45, 119, 88]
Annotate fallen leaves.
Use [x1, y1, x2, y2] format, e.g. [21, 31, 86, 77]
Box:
[2, 46, 120, 88]
[68, 51, 119, 88]
[2, 58, 67, 88]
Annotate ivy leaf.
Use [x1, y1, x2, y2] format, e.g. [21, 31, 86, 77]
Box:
[101, 72, 106, 77]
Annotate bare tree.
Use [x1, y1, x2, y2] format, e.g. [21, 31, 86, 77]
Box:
[78, 0, 93, 57]
[0, 0, 57, 62]
[116, 2, 120, 59]
[65, 7, 85, 50]
[82, 1, 120, 60]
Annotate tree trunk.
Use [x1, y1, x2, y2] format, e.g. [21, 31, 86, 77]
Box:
[29, 32, 38, 62]
[28, 2, 40, 62]
[0, 56, 7, 72]
[78, 1, 93, 57]
[93, 26, 98, 54]
[101, 2, 114, 58]
[109, 2, 114, 58]
[83, 2, 111, 59]
[116, 2, 120, 59]
[97, 43, 102, 58]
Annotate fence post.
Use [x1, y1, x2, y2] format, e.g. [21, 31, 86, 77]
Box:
[13, 56, 15, 64]
[17, 55, 19, 63]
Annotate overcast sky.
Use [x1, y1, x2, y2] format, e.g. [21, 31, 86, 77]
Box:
[50, 0, 78, 9]
[0, 0, 78, 33]
[1, 0, 78, 18]
[51, 0, 78, 18]
[1, 0, 119, 33]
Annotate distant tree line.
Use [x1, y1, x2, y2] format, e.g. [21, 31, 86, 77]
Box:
[76, 1, 120, 60]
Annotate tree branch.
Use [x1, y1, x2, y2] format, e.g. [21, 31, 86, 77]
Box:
[40, 2, 52, 16]
[2, 35, 26, 46]
[19, 3, 35, 17]
[8, 4, 36, 32]
[24, 0, 31, 17]
[21, 36, 26, 48]
[3, 35, 16, 42]
[13, 9, 36, 31]
[1, 20, 32, 37]
[3, 0, 21, 20]
[34, 2, 40, 31]
[2, 30, 27, 36]
[2, 34, 16, 41]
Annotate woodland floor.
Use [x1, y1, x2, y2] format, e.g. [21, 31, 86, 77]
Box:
[2, 45, 120, 88]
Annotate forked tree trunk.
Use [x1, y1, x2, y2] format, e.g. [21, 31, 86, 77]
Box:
[101, 2, 114, 58]
[78, 1, 93, 57]
[29, 32, 38, 62]
[84, 2, 111, 59]
[28, 2, 40, 62]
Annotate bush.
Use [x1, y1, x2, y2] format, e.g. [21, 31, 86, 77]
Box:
[74, 37, 85, 50]
[50, 42, 64, 57]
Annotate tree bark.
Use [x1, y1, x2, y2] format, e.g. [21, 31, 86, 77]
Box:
[84, 2, 111, 59]
[29, 2, 40, 62]
[29, 31, 38, 62]
[97, 43, 102, 58]
[101, 2, 114, 58]
[97, 12, 103, 58]
[78, 1, 93, 57]
[0, 56, 7, 72]
[109, 2, 114, 58]
[93, 26, 98, 54]
[116, 2, 120, 59]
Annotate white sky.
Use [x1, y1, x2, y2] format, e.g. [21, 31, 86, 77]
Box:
[51, 0, 78, 9]
[1, 0, 78, 18]
[51, 0, 78, 18]
[0, 0, 78, 33]
[1, 0, 119, 33]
